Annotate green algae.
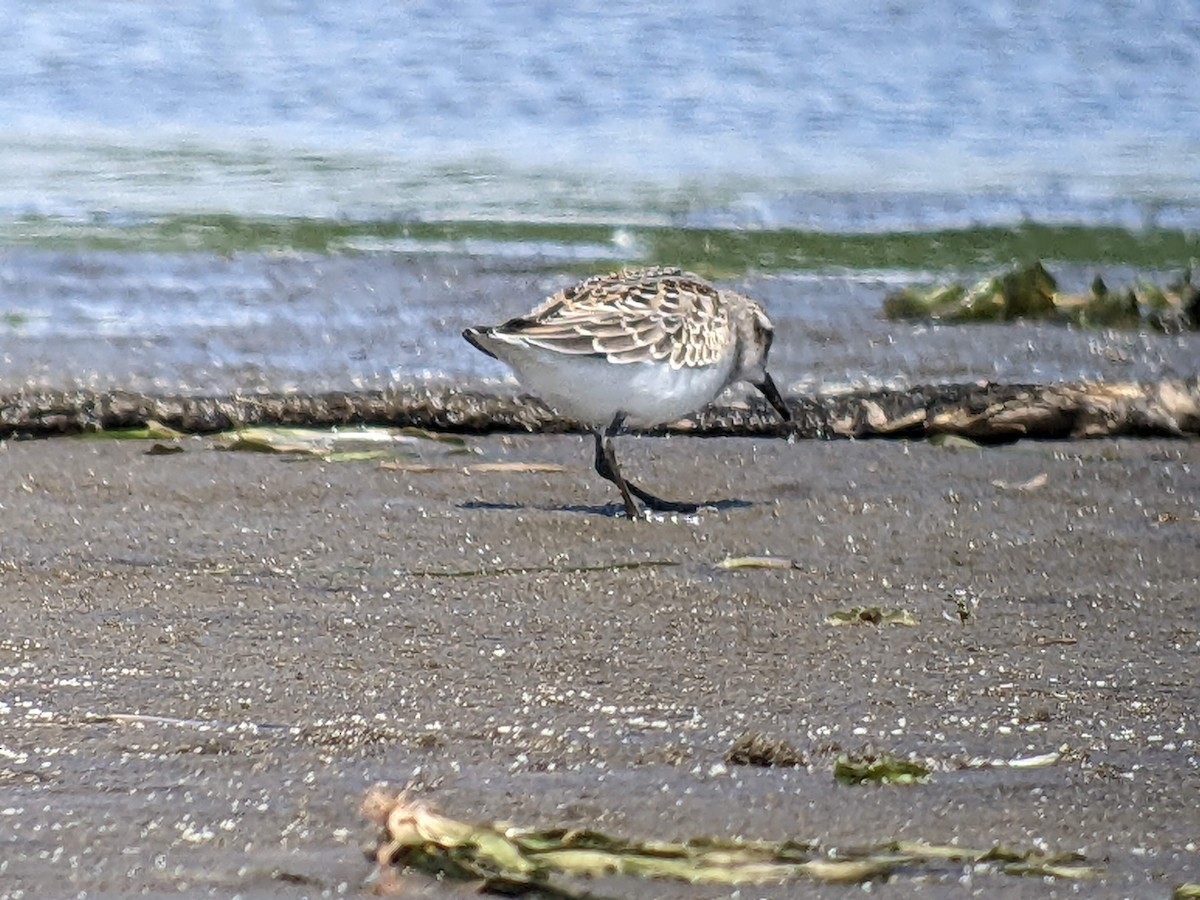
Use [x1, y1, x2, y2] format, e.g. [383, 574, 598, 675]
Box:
[365, 789, 1102, 894]
[834, 753, 932, 786]
[3, 214, 1198, 273]
[885, 261, 1199, 330]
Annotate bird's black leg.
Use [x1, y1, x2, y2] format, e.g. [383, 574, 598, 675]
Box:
[593, 414, 701, 518]
[753, 372, 792, 422]
[593, 415, 640, 518]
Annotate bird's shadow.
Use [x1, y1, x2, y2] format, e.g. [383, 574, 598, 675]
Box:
[460, 498, 753, 517]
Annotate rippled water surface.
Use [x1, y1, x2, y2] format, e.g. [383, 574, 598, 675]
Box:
[2, 0, 1198, 230]
[1, 2, 1198, 390]
[3, 251, 1196, 393]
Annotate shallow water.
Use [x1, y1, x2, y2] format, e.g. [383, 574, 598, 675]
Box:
[2, 251, 1195, 394]
[2, 0, 1198, 233]
[2, 3, 1198, 391]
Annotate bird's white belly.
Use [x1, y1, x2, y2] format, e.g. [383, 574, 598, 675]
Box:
[500, 349, 736, 428]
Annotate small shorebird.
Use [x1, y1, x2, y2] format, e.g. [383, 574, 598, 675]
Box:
[463, 267, 791, 518]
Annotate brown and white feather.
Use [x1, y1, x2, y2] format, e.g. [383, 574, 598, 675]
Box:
[493, 267, 734, 368]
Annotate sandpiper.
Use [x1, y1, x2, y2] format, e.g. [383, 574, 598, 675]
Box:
[463, 267, 791, 518]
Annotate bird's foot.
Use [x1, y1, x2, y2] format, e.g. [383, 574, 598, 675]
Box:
[626, 482, 702, 516]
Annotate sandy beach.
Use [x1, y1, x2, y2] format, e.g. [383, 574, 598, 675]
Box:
[3, 2, 1199, 895]
[1, 429, 1197, 898]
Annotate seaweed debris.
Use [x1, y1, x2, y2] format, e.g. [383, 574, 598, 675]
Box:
[4, 380, 1198, 441]
[362, 788, 1101, 895]
[884, 262, 1199, 331]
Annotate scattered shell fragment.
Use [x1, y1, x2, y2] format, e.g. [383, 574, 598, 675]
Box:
[826, 606, 920, 627]
[992, 472, 1049, 492]
[716, 556, 797, 571]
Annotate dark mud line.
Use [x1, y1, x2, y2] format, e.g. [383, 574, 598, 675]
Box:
[3, 378, 1198, 441]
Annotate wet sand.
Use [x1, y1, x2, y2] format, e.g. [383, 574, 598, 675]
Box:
[1, 431, 1197, 897]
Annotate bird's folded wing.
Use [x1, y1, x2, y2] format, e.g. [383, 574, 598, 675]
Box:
[498, 271, 732, 367]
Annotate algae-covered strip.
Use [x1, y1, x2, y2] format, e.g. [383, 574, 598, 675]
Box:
[884, 262, 1199, 331]
[76, 419, 188, 441]
[887, 840, 985, 861]
[979, 846, 1101, 880]
[363, 789, 1101, 892]
[401, 560, 679, 579]
[834, 752, 932, 785]
[528, 848, 804, 884]
[890, 842, 1099, 879]
[11, 215, 1197, 270]
[3, 381, 1199, 440]
[215, 425, 469, 458]
[725, 735, 1062, 776]
[800, 856, 918, 884]
[76, 420, 473, 460]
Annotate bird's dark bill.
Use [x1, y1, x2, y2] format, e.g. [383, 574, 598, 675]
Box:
[462, 327, 499, 359]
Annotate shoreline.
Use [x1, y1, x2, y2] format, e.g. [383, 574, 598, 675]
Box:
[3, 379, 1198, 442]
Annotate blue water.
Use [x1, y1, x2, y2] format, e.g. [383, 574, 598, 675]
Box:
[2, 0, 1198, 230]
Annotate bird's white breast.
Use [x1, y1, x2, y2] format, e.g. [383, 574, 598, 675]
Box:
[490, 341, 737, 428]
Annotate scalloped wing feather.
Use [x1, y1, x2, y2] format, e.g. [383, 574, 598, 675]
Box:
[496, 268, 734, 368]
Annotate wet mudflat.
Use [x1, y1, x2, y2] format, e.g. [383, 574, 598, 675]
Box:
[5, 253, 1200, 396]
[1, 432, 1197, 898]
